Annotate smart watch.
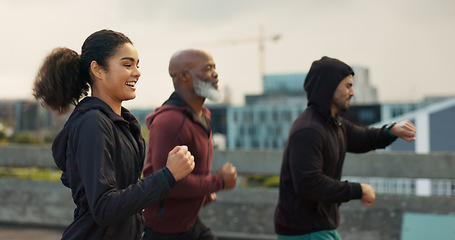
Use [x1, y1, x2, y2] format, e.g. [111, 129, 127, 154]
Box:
[385, 122, 396, 137]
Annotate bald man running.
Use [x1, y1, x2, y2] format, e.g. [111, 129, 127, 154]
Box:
[142, 49, 237, 240]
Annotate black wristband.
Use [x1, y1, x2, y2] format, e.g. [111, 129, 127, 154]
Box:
[384, 122, 396, 137]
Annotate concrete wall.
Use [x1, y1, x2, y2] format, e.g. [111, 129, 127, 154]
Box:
[1, 145, 455, 240]
[199, 189, 455, 240]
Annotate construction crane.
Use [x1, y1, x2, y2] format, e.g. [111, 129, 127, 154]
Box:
[196, 26, 282, 80]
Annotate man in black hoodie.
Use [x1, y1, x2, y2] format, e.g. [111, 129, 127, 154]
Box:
[274, 56, 416, 240]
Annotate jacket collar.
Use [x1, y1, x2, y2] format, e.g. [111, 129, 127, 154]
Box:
[161, 92, 212, 135]
[162, 92, 189, 108]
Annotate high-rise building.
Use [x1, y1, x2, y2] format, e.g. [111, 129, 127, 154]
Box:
[227, 66, 381, 149]
[227, 103, 305, 149]
[350, 66, 378, 105]
[227, 73, 307, 149]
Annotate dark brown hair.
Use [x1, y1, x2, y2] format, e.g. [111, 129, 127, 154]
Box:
[33, 29, 132, 113]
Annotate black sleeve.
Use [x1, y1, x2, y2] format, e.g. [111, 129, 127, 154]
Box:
[342, 118, 397, 153]
[72, 112, 173, 226]
[288, 128, 362, 203]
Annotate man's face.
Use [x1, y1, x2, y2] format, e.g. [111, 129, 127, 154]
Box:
[190, 54, 221, 101]
[332, 75, 354, 115]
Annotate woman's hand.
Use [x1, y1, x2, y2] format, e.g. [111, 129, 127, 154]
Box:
[165, 145, 195, 181]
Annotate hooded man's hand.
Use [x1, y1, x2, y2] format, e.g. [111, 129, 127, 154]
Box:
[390, 120, 416, 142]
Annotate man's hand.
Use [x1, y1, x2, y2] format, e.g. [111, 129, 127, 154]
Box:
[203, 193, 217, 206]
[360, 183, 376, 206]
[390, 120, 416, 142]
[217, 163, 237, 189]
[165, 145, 195, 181]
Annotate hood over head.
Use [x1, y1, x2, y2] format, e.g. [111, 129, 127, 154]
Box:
[303, 56, 354, 119]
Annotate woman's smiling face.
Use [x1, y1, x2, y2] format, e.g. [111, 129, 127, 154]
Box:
[97, 43, 141, 105]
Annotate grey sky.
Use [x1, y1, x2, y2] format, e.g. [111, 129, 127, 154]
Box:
[1, 0, 454, 108]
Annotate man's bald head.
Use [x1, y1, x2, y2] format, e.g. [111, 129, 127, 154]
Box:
[169, 49, 211, 78]
[167, 48, 220, 103]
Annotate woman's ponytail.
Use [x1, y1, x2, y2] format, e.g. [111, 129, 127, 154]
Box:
[33, 29, 132, 114]
[33, 48, 89, 114]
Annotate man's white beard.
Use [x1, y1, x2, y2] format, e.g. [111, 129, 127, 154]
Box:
[193, 76, 221, 102]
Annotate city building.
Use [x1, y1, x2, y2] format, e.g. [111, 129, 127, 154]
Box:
[245, 73, 307, 105]
[371, 96, 455, 153]
[350, 66, 378, 105]
[227, 73, 307, 149]
[227, 103, 306, 149]
[339, 104, 382, 126]
[227, 67, 378, 149]
[129, 109, 153, 127]
[0, 100, 69, 141]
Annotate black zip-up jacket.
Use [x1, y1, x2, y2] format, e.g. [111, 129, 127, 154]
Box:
[52, 97, 175, 240]
[274, 57, 397, 235]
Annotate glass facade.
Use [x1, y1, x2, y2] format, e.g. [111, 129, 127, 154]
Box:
[227, 104, 306, 149]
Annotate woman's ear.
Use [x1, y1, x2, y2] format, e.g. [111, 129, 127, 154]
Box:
[90, 60, 104, 80]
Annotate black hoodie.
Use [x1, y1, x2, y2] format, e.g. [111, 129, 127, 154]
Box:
[274, 57, 396, 235]
[52, 97, 175, 240]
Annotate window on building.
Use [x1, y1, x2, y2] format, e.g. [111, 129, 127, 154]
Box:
[252, 139, 259, 148]
[282, 111, 292, 121]
[359, 109, 376, 123]
[272, 111, 278, 122]
[392, 107, 404, 117]
[259, 111, 266, 123]
[236, 139, 243, 148]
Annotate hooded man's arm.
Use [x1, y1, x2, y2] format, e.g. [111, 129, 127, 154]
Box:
[288, 128, 362, 202]
[341, 118, 397, 153]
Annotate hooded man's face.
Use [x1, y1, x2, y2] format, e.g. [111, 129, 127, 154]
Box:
[331, 75, 354, 116]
